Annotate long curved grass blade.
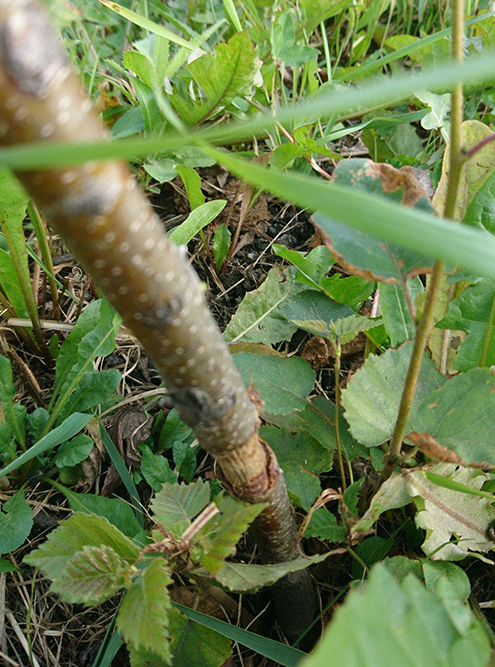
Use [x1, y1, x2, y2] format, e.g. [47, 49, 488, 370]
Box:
[1, 52, 495, 169]
[207, 149, 495, 281]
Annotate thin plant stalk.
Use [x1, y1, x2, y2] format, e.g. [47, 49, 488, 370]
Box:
[333, 344, 347, 491]
[27, 202, 59, 311]
[389, 0, 465, 458]
[0, 0, 318, 642]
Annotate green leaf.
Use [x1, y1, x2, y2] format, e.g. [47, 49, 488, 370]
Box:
[323, 275, 375, 309]
[123, 50, 156, 88]
[413, 368, 495, 466]
[233, 352, 315, 415]
[0, 354, 25, 447]
[52, 300, 121, 421]
[150, 479, 210, 538]
[24, 513, 140, 579]
[117, 558, 173, 663]
[341, 342, 446, 447]
[260, 425, 331, 510]
[168, 200, 226, 245]
[433, 120, 495, 221]
[100, 1, 195, 50]
[380, 279, 424, 347]
[224, 267, 305, 345]
[172, 602, 305, 667]
[212, 223, 231, 271]
[168, 608, 232, 667]
[354, 464, 495, 561]
[464, 169, 495, 235]
[57, 545, 132, 605]
[49, 480, 143, 539]
[304, 508, 346, 542]
[416, 91, 450, 135]
[436, 279, 495, 371]
[0, 490, 33, 554]
[171, 31, 260, 124]
[206, 144, 495, 284]
[140, 445, 177, 491]
[53, 433, 94, 468]
[312, 159, 435, 283]
[272, 244, 334, 290]
[172, 438, 198, 483]
[0, 412, 92, 479]
[0, 170, 30, 286]
[265, 395, 367, 459]
[410, 464, 495, 561]
[0, 248, 28, 316]
[176, 165, 205, 210]
[271, 13, 318, 67]
[285, 289, 378, 345]
[0, 557, 18, 573]
[59, 369, 121, 421]
[304, 564, 490, 667]
[199, 494, 265, 574]
[423, 561, 471, 603]
[213, 553, 330, 593]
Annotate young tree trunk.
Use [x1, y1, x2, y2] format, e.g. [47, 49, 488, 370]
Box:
[0, 0, 318, 642]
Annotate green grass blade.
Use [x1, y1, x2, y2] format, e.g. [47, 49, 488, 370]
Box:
[337, 11, 495, 81]
[173, 602, 305, 666]
[206, 148, 495, 282]
[2, 52, 495, 169]
[98, 0, 196, 50]
[99, 422, 144, 528]
[0, 412, 92, 479]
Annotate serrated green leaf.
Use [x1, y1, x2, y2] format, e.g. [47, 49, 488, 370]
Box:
[305, 563, 490, 667]
[123, 50, 155, 88]
[117, 558, 173, 662]
[414, 367, 495, 465]
[224, 267, 305, 345]
[213, 552, 330, 593]
[140, 445, 177, 492]
[0, 490, 33, 554]
[168, 200, 226, 245]
[169, 608, 232, 667]
[57, 545, 132, 605]
[24, 513, 140, 578]
[304, 508, 346, 542]
[150, 479, 210, 538]
[436, 279, 495, 371]
[199, 494, 265, 574]
[341, 342, 445, 447]
[171, 32, 260, 124]
[53, 433, 94, 468]
[49, 480, 143, 538]
[284, 289, 354, 342]
[233, 352, 315, 415]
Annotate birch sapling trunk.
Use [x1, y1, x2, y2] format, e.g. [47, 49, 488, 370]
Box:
[0, 0, 318, 642]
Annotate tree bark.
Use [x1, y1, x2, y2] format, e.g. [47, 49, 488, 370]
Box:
[0, 0, 318, 642]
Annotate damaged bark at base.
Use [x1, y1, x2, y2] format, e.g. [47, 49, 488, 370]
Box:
[0, 0, 319, 642]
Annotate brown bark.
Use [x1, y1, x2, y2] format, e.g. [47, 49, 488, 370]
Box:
[0, 0, 318, 642]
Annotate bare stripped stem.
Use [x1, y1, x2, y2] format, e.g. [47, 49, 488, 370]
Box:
[389, 0, 465, 458]
[0, 0, 317, 641]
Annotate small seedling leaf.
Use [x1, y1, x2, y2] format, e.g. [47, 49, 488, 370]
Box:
[150, 479, 210, 538]
[0, 490, 33, 554]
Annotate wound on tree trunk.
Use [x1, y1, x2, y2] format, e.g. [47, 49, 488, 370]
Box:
[0, 0, 318, 642]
